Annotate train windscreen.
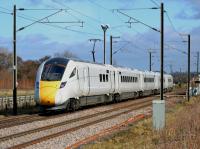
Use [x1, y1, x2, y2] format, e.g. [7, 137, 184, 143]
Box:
[41, 58, 69, 81]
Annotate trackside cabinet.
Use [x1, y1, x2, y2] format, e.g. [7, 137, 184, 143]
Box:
[152, 100, 165, 130]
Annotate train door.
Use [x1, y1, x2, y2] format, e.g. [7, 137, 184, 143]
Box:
[140, 72, 144, 91]
[110, 71, 115, 93]
[115, 71, 120, 93]
[83, 67, 90, 95]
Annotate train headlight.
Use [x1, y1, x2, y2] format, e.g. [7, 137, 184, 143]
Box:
[60, 81, 67, 88]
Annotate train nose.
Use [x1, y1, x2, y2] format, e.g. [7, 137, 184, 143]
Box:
[39, 81, 60, 106]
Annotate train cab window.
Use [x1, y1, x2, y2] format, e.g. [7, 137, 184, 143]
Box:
[103, 74, 105, 82]
[99, 74, 102, 82]
[69, 68, 76, 78]
[106, 74, 108, 82]
[41, 58, 68, 81]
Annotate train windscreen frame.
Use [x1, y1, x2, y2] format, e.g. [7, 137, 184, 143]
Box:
[41, 58, 69, 81]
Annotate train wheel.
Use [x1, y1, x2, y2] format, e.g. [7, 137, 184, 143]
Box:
[139, 91, 143, 97]
[113, 94, 120, 103]
[69, 99, 80, 112]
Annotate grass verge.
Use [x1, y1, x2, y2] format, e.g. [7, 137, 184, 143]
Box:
[0, 89, 34, 96]
[82, 96, 200, 149]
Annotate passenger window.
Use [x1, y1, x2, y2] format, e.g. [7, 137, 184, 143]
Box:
[106, 74, 108, 82]
[103, 74, 105, 82]
[69, 68, 76, 78]
[99, 74, 102, 82]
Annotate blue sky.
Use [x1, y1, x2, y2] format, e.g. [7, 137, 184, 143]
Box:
[0, 0, 200, 73]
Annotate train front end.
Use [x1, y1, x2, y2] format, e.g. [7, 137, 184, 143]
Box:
[34, 58, 69, 110]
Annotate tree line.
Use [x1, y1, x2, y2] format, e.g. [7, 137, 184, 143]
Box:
[0, 47, 197, 89]
[0, 47, 77, 89]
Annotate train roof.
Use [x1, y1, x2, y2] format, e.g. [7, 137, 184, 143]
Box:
[44, 57, 172, 76]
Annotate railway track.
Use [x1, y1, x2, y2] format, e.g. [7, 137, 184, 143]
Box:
[3, 99, 152, 149]
[0, 90, 184, 129]
[0, 88, 185, 129]
[0, 113, 49, 129]
[0, 96, 153, 129]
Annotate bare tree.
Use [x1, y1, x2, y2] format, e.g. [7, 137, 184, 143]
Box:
[54, 50, 77, 59]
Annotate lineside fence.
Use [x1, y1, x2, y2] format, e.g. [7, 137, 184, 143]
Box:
[0, 79, 34, 90]
[0, 95, 36, 114]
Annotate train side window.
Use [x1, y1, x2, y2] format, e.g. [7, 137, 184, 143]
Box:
[99, 74, 102, 82]
[69, 68, 76, 78]
[121, 76, 122, 82]
[106, 74, 108, 82]
[103, 74, 105, 82]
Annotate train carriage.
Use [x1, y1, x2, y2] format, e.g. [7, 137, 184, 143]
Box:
[35, 57, 173, 111]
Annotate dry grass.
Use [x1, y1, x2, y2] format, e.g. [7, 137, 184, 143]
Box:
[0, 89, 34, 96]
[82, 96, 200, 149]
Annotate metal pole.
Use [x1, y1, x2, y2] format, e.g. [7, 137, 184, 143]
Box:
[13, 5, 17, 115]
[187, 34, 190, 102]
[170, 64, 172, 74]
[92, 50, 95, 62]
[103, 30, 106, 64]
[197, 51, 199, 76]
[149, 51, 152, 71]
[89, 39, 101, 63]
[110, 36, 112, 65]
[160, 3, 164, 100]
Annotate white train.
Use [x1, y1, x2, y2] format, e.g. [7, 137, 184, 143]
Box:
[34, 57, 173, 111]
